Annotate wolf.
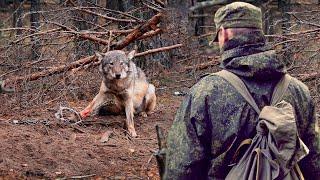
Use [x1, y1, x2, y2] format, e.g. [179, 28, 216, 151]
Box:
[80, 50, 156, 137]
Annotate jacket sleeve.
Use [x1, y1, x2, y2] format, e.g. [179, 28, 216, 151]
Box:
[299, 98, 320, 179]
[163, 92, 212, 180]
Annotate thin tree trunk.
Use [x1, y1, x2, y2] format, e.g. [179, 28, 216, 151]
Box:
[13, 0, 23, 36]
[279, 0, 292, 65]
[30, 0, 41, 60]
[73, 0, 98, 59]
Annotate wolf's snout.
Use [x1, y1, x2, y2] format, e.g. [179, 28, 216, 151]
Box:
[115, 74, 121, 79]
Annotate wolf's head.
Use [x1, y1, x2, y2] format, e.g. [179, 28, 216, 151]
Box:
[96, 50, 136, 80]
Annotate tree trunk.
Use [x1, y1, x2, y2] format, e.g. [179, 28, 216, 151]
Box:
[73, 0, 98, 59]
[13, 0, 23, 36]
[30, 0, 41, 60]
[279, 0, 292, 65]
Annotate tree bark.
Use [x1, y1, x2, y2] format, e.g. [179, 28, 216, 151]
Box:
[111, 13, 162, 50]
[13, 0, 23, 35]
[73, 0, 98, 59]
[30, 0, 41, 60]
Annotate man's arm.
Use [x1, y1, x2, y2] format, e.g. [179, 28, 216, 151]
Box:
[163, 92, 213, 179]
[299, 98, 320, 179]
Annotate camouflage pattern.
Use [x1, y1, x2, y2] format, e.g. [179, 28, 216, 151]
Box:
[163, 33, 320, 179]
[213, 2, 263, 42]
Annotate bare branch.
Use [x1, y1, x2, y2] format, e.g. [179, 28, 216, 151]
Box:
[135, 44, 183, 57]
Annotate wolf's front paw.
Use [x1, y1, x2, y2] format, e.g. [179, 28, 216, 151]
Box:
[128, 126, 137, 138]
[80, 109, 91, 118]
[140, 112, 148, 118]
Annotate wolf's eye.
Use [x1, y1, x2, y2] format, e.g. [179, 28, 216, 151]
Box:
[109, 62, 114, 65]
[120, 62, 125, 65]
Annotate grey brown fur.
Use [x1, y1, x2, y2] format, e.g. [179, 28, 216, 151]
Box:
[80, 50, 156, 137]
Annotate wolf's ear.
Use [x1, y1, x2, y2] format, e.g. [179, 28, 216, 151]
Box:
[95, 52, 103, 61]
[127, 50, 136, 60]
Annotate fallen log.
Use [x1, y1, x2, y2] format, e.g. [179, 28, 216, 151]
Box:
[112, 13, 162, 50]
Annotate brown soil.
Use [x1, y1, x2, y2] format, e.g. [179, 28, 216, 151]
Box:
[0, 93, 184, 179]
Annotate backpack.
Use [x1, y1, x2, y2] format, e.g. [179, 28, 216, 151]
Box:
[215, 70, 309, 180]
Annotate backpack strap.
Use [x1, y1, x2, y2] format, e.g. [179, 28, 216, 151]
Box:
[215, 70, 261, 114]
[270, 74, 292, 105]
[215, 70, 292, 114]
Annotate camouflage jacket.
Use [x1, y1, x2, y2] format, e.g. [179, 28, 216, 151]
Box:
[164, 43, 320, 179]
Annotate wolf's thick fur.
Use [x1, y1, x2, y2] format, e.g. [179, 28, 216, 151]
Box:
[80, 50, 156, 137]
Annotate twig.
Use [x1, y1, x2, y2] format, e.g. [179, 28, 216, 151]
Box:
[142, 2, 162, 12]
[135, 44, 183, 57]
[154, 0, 166, 7]
[12, 28, 61, 44]
[74, 7, 137, 23]
[0, 27, 36, 32]
[142, 153, 154, 176]
[4, 55, 96, 84]
[107, 31, 113, 52]
[69, 174, 96, 179]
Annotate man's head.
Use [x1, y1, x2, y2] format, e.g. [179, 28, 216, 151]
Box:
[213, 2, 263, 49]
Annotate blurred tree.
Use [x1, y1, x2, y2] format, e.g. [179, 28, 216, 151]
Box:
[12, 0, 23, 35]
[73, 0, 99, 59]
[30, 0, 41, 60]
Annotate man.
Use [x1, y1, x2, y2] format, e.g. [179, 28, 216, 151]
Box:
[164, 2, 319, 179]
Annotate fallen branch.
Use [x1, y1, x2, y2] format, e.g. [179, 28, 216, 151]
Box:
[12, 28, 61, 44]
[76, 33, 110, 45]
[135, 44, 183, 57]
[138, 28, 162, 40]
[4, 55, 96, 84]
[51, 22, 110, 45]
[154, 0, 166, 7]
[69, 174, 96, 179]
[112, 13, 162, 50]
[0, 27, 36, 32]
[76, 8, 138, 23]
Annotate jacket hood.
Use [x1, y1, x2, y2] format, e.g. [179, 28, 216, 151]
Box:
[220, 43, 286, 81]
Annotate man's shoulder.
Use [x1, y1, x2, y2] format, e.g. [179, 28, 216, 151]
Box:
[288, 75, 311, 98]
[190, 72, 230, 94]
[187, 71, 241, 104]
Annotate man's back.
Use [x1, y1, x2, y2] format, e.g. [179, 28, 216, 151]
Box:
[164, 45, 319, 179]
[163, 2, 319, 179]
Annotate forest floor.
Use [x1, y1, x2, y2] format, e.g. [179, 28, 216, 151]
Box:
[0, 71, 193, 179]
[0, 93, 184, 179]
